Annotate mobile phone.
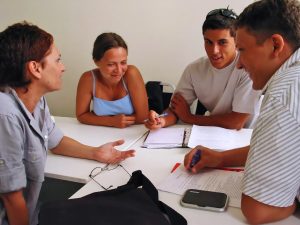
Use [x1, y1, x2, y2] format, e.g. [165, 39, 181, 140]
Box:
[180, 189, 229, 212]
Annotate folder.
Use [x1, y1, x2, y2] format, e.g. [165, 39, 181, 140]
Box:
[142, 127, 191, 149]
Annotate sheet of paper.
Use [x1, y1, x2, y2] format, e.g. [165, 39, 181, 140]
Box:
[143, 127, 185, 148]
[187, 125, 252, 150]
[158, 166, 244, 208]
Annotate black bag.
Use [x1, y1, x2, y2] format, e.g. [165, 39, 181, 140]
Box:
[39, 170, 187, 225]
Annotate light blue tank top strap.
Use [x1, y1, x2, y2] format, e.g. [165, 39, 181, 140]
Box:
[121, 77, 129, 93]
[92, 70, 96, 96]
[91, 70, 134, 116]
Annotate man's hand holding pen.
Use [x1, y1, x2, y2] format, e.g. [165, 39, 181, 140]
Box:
[184, 145, 223, 173]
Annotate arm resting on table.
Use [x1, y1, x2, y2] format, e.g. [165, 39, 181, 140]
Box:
[241, 194, 296, 224]
[50, 136, 135, 164]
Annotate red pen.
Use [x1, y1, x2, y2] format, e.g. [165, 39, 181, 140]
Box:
[171, 162, 181, 173]
[216, 167, 244, 172]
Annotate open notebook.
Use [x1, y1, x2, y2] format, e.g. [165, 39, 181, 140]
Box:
[142, 127, 191, 149]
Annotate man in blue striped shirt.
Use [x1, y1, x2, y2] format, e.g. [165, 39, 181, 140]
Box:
[184, 0, 300, 224]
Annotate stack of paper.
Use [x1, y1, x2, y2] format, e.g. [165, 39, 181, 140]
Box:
[142, 127, 185, 148]
[187, 125, 252, 150]
[158, 165, 244, 208]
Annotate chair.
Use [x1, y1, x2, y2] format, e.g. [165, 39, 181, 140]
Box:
[145, 81, 175, 114]
[146, 81, 207, 115]
[195, 100, 207, 115]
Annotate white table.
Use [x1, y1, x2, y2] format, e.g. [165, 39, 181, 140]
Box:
[71, 137, 300, 225]
[46, 117, 300, 224]
[45, 117, 147, 183]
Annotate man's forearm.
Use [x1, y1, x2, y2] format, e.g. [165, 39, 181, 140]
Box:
[182, 112, 250, 130]
[220, 146, 249, 167]
[242, 194, 296, 224]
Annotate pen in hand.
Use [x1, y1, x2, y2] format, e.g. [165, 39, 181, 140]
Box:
[189, 149, 201, 168]
[144, 112, 168, 122]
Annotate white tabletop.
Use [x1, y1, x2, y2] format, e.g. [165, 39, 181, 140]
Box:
[70, 137, 300, 225]
[46, 117, 300, 224]
[45, 116, 147, 183]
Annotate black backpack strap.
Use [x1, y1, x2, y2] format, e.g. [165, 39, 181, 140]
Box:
[158, 201, 187, 225]
[126, 170, 187, 225]
[126, 170, 159, 201]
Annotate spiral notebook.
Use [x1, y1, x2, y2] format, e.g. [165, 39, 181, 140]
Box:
[142, 127, 191, 149]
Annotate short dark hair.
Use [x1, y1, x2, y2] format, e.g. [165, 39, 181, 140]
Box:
[202, 8, 238, 37]
[92, 33, 128, 61]
[236, 0, 300, 50]
[0, 21, 53, 88]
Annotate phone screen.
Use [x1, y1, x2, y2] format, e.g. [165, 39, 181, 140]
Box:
[181, 189, 228, 210]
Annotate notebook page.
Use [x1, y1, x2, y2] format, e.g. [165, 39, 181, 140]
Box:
[188, 125, 252, 150]
[144, 128, 185, 145]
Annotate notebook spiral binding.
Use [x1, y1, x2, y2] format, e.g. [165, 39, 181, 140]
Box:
[183, 128, 191, 147]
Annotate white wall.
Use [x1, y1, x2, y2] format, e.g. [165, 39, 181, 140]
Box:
[0, 0, 252, 116]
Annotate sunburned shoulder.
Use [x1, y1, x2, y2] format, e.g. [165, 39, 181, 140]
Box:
[124, 65, 141, 78]
[126, 65, 139, 73]
[81, 69, 95, 78]
[79, 70, 96, 84]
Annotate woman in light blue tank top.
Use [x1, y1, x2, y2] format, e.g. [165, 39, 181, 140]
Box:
[76, 33, 148, 128]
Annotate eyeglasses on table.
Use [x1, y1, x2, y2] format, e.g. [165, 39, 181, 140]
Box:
[89, 164, 131, 190]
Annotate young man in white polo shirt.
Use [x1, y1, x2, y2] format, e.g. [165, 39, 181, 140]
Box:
[184, 0, 300, 224]
[145, 8, 261, 130]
